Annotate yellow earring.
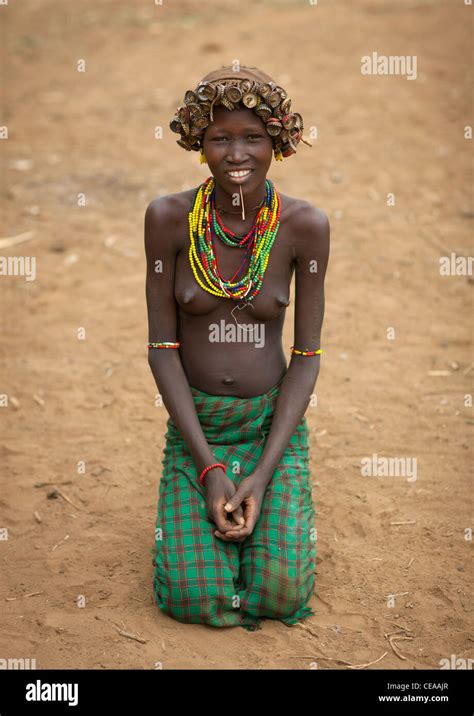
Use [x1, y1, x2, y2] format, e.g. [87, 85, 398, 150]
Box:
[274, 149, 283, 161]
[200, 148, 207, 164]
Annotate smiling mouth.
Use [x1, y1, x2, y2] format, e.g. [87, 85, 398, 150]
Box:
[225, 169, 254, 178]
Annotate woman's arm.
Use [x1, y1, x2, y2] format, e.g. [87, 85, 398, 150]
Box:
[145, 198, 220, 481]
[252, 203, 330, 487]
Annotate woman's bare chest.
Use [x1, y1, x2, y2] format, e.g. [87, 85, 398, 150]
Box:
[174, 225, 295, 322]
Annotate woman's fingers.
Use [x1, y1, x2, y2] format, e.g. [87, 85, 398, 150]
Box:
[214, 498, 245, 532]
[214, 527, 251, 542]
[212, 510, 245, 533]
[230, 504, 245, 526]
[218, 520, 246, 533]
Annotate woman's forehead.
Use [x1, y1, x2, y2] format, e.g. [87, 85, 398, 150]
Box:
[206, 106, 264, 129]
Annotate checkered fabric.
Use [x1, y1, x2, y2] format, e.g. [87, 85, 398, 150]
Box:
[152, 377, 317, 631]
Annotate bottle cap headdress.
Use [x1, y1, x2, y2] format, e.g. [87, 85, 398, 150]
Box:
[169, 65, 311, 160]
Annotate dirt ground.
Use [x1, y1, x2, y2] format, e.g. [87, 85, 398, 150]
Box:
[0, 0, 472, 670]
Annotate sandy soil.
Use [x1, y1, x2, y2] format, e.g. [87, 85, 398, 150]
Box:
[0, 0, 472, 670]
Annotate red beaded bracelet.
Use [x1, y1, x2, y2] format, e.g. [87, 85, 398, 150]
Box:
[199, 462, 226, 486]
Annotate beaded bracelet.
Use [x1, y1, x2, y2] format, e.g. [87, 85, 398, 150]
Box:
[290, 346, 322, 356]
[199, 462, 226, 486]
[148, 341, 181, 349]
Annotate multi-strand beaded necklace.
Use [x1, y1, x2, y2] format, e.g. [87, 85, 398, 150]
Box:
[188, 175, 281, 303]
[148, 176, 323, 359]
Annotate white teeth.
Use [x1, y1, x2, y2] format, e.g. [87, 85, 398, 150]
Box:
[227, 170, 252, 177]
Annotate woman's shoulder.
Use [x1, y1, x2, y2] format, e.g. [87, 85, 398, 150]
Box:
[145, 188, 196, 252]
[145, 188, 196, 222]
[144, 189, 196, 256]
[279, 192, 330, 237]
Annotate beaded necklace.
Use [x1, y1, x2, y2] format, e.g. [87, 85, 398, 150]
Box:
[188, 176, 281, 302]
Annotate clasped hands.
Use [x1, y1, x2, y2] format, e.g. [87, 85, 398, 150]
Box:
[204, 469, 268, 543]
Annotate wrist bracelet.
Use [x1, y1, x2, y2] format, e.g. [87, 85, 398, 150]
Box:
[199, 462, 226, 486]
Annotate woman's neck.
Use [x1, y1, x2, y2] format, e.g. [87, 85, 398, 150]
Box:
[212, 178, 266, 219]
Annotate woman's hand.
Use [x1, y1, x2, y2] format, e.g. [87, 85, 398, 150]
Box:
[213, 475, 268, 543]
[204, 467, 246, 535]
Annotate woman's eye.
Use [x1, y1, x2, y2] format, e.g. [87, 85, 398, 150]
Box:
[212, 135, 261, 141]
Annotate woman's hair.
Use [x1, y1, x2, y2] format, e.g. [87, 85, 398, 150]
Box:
[169, 65, 309, 161]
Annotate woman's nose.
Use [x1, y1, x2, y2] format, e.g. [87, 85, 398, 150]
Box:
[225, 140, 248, 162]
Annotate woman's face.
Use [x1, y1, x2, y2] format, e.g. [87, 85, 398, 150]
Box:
[202, 105, 274, 192]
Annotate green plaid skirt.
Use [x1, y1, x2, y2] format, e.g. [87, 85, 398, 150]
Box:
[152, 377, 317, 631]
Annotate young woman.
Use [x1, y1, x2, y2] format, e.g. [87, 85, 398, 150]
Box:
[145, 65, 330, 631]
